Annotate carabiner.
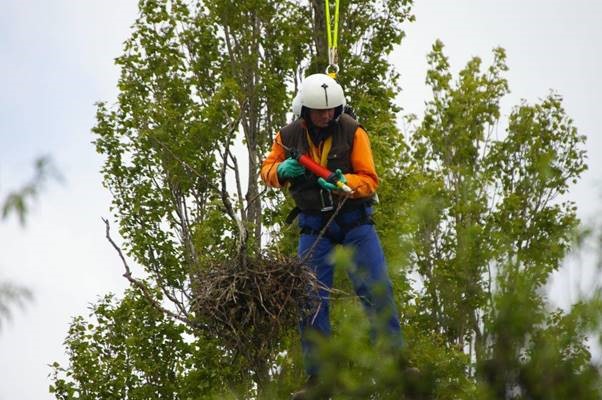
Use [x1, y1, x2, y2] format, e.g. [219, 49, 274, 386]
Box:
[325, 63, 339, 79]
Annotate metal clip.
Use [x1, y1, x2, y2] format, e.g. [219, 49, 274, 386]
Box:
[325, 63, 339, 79]
[320, 189, 334, 212]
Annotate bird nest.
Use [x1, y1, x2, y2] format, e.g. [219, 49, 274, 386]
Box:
[191, 253, 322, 364]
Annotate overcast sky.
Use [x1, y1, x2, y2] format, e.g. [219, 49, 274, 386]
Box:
[1, 1, 601, 399]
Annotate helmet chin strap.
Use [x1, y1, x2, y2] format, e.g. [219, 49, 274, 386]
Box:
[334, 104, 343, 120]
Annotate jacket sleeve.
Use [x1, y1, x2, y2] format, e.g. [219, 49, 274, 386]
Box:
[260, 132, 286, 188]
[343, 127, 379, 198]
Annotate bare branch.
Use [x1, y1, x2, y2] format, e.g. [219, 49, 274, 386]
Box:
[220, 130, 246, 240]
[102, 217, 199, 328]
[227, 150, 247, 222]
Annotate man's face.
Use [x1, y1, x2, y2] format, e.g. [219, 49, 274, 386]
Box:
[308, 108, 335, 128]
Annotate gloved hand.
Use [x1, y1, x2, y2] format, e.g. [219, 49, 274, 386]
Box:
[277, 158, 305, 180]
[317, 169, 347, 192]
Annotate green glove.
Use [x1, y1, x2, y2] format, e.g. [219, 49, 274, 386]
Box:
[277, 158, 305, 180]
[317, 169, 347, 192]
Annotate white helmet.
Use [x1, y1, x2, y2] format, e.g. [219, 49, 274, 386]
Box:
[299, 73, 346, 110]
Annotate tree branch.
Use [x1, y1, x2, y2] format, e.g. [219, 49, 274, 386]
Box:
[102, 217, 199, 328]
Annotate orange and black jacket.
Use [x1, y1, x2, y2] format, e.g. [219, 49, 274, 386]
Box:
[260, 113, 378, 212]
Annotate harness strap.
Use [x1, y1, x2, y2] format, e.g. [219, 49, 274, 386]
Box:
[299, 204, 374, 240]
[301, 226, 329, 236]
[305, 132, 332, 167]
[285, 206, 301, 225]
[334, 209, 374, 233]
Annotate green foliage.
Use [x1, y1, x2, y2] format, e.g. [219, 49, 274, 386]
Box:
[60, 0, 332, 393]
[332, 0, 415, 268]
[397, 40, 597, 398]
[1, 156, 59, 331]
[404, 40, 586, 344]
[269, 246, 473, 399]
[1, 156, 60, 226]
[274, 40, 597, 399]
[50, 290, 235, 399]
[0, 281, 32, 330]
[51, 0, 602, 398]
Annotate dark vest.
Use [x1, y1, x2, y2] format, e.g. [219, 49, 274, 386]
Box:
[280, 113, 373, 212]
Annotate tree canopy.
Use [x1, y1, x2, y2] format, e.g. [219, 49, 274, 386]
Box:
[50, 1, 601, 399]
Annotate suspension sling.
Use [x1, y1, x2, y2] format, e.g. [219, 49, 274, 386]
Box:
[324, 0, 361, 121]
[324, 0, 341, 78]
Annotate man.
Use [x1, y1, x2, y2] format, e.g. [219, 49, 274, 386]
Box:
[261, 73, 403, 398]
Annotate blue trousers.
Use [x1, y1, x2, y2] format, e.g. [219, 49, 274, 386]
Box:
[298, 207, 403, 376]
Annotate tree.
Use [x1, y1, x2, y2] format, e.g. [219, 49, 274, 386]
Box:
[1, 156, 59, 226]
[51, 0, 414, 396]
[1, 156, 59, 330]
[50, 290, 235, 400]
[0, 281, 32, 330]
[50, 0, 601, 398]
[396, 41, 597, 398]
[269, 40, 599, 400]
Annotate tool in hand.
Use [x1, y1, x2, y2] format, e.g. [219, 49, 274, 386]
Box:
[276, 141, 353, 194]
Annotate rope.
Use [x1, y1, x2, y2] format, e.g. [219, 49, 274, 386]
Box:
[298, 192, 351, 266]
[324, 0, 341, 78]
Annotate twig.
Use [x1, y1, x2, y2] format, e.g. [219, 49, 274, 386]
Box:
[102, 217, 199, 328]
[298, 192, 352, 265]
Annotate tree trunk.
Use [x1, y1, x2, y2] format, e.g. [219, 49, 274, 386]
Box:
[245, 124, 262, 252]
[310, 0, 329, 71]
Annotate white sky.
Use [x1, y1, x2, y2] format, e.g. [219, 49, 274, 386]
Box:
[1, 1, 601, 399]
